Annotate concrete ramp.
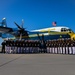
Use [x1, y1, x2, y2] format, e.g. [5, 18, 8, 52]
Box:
[0, 54, 75, 75]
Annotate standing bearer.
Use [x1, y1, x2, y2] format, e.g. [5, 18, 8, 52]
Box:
[73, 41, 75, 54]
[46, 41, 49, 53]
[1, 40, 6, 53]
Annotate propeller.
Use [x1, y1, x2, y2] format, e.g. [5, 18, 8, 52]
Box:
[14, 19, 28, 40]
[37, 33, 45, 41]
[37, 34, 46, 49]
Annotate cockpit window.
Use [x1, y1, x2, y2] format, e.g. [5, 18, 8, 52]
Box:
[67, 29, 71, 32]
[61, 28, 67, 32]
[67, 29, 74, 33]
[61, 28, 74, 33]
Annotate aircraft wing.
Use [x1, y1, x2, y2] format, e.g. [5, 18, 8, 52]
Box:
[0, 26, 13, 33]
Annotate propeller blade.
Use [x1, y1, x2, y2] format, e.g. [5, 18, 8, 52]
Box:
[20, 33, 22, 40]
[14, 22, 22, 29]
[42, 34, 44, 41]
[37, 33, 41, 40]
[21, 19, 24, 28]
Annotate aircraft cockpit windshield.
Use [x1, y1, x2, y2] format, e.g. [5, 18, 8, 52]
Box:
[61, 28, 74, 33]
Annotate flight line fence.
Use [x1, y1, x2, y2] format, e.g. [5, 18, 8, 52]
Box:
[1, 38, 75, 54]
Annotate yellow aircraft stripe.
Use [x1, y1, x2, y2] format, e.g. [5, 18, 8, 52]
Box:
[15, 32, 70, 38]
[39, 28, 55, 32]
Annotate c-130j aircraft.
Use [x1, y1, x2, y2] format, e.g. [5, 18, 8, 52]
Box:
[0, 18, 75, 41]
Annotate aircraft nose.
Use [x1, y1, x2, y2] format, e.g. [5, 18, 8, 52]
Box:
[71, 34, 75, 40]
[69, 31, 72, 33]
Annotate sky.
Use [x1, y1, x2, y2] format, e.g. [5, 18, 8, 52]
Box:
[0, 0, 75, 45]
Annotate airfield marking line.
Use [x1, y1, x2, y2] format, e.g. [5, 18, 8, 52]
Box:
[0, 55, 23, 68]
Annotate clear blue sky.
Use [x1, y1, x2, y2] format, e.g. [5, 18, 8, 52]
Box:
[0, 0, 75, 45]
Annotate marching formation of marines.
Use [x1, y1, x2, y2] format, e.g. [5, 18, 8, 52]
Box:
[1, 38, 75, 54]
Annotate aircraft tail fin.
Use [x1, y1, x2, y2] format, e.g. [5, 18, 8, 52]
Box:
[0, 18, 7, 27]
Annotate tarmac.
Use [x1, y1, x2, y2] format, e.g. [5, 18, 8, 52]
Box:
[0, 53, 75, 75]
